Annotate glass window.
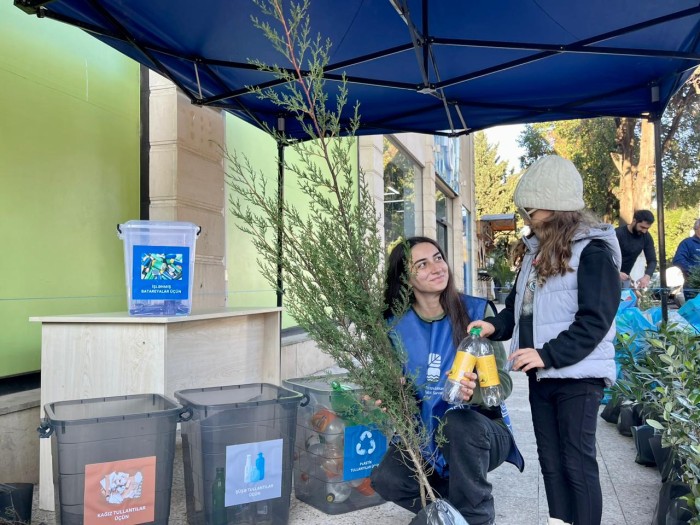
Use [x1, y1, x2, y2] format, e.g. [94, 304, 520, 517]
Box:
[434, 136, 460, 194]
[462, 206, 472, 294]
[436, 186, 449, 256]
[383, 137, 418, 249]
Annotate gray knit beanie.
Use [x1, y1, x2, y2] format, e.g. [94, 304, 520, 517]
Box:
[514, 155, 585, 212]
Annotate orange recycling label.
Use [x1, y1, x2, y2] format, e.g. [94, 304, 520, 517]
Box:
[83, 456, 156, 525]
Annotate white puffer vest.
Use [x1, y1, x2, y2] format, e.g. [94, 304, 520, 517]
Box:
[509, 224, 621, 386]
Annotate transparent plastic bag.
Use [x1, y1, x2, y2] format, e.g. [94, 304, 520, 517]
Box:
[408, 498, 469, 525]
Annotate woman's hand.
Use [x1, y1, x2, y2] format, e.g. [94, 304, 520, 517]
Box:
[467, 320, 496, 337]
[508, 347, 545, 372]
[459, 371, 478, 402]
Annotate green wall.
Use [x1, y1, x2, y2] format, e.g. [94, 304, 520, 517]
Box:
[0, 4, 140, 377]
[224, 115, 359, 329]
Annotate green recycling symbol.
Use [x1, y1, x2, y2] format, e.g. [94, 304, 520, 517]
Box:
[355, 430, 376, 456]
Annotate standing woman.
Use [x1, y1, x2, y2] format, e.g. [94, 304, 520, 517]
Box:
[469, 155, 621, 525]
[371, 236, 523, 525]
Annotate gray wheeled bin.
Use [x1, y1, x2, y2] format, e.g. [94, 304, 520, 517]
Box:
[39, 393, 182, 525]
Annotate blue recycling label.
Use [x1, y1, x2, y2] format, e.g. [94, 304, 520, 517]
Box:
[342, 424, 387, 481]
[132, 245, 189, 300]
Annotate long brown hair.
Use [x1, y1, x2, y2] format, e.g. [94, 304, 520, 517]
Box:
[512, 210, 600, 283]
[385, 237, 470, 348]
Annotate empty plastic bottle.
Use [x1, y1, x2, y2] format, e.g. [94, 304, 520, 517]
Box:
[473, 330, 504, 406]
[325, 481, 352, 503]
[442, 328, 480, 404]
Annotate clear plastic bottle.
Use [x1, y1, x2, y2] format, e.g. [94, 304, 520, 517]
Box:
[473, 331, 504, 407]
[442, 327, 480, 404]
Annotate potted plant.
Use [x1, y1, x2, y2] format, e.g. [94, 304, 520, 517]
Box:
[487, 254, 515, 303]
[616, 323, 700, 524]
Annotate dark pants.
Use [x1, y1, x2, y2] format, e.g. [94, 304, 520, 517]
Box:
[529, 376, 604, 525]
[370, 408, 513, 525]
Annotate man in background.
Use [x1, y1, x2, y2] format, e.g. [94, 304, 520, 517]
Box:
[672, 218, 700, 300]
[615, 210, 657, 289]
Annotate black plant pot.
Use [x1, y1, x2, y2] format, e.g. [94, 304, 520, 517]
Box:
[617, 401, 644, 437]
[652, 480, 691, 525]
[600, 396, 622, 424]
[631, 424, 657, 466]
[649, 434, 675, 481]
[666, 497, 693, 525]
[0, 483, 33, 525]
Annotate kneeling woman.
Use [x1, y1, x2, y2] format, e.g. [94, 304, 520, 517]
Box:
[370, 237, 524, 525]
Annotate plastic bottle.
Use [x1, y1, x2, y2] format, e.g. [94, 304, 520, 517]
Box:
[211, 467, 227, 525]
[473, 330, 504, 406]
[442, 328, 479, 404]
[325, 481, 352, 503]
[330, 380, 363, 423]
[310, 407, 346, 445]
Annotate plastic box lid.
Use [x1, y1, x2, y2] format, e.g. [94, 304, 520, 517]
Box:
[283, 374, 361, 394]
[174, 383, 301, 410]
[117, 220, 200, 238]
[43, 393, 181, 425]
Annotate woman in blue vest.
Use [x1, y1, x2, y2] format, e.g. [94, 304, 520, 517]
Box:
[370, 236, 523, 525]
[469, 156, 621, 525]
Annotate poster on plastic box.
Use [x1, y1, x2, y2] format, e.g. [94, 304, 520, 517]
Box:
[225, 438, 283, 506]
[343, 424, 387, 481]
[83, 456, 156, 525]
[132, 245, 189, 299]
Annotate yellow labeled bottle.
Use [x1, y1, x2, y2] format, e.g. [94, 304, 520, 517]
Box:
[442, 327, 480, 404]
[474, 341, 503, 407]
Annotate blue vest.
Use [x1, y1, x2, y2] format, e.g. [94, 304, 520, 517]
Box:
[391, 294, 524, 476]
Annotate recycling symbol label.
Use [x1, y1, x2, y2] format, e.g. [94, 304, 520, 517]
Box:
[343, 424, 387, 481]
[355, 430, 376, 455]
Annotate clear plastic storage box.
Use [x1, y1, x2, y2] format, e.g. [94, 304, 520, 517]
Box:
[40, 393, 182, 525]
[174, 383, 302, 525]
[282, 375, 387, 515]
[117, 220, 200, 316]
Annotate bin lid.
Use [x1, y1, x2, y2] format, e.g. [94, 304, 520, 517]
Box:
[174, 382, 301, 409]
[44, 393, 181, 425]
[283, 374, 361, 394]
[117, 220, 200, 238]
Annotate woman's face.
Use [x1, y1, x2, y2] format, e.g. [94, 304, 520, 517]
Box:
[409, 242, 449, 295]
[523, 208, 554, 233]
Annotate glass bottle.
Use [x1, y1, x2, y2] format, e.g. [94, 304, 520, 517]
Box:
[211, 467, 227, 525]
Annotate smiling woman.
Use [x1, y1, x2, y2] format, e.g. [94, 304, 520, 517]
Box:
[376, 236, 524, 524]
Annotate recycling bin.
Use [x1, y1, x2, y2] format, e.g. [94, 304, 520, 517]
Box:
[282, 375, 387, 515]
[175, 383, 302, 525]
[117, 220, 200, 316]
[39, 393, 182, 525]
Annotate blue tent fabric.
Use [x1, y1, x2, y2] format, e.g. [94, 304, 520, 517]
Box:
[14, 0, 700, 141]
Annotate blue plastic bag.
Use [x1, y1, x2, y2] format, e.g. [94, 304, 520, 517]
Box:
[678, 295, 700, 332]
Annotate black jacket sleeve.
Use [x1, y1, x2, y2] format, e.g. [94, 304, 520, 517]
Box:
[643, 233, 657, 276]
[487, 278, 517, 341]
[538, 240, 620, 369]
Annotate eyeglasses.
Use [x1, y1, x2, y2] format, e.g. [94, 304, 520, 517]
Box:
[517, 207, 539, 222]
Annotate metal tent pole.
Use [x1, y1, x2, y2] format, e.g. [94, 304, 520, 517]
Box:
[653, 116, 669, 323]
[276, 117, 285, 308]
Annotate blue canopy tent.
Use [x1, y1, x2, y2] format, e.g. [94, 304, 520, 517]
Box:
[14, 0, 700, 316]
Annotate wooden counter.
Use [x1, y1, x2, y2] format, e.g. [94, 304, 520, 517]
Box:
[31, 307, 282, 511]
